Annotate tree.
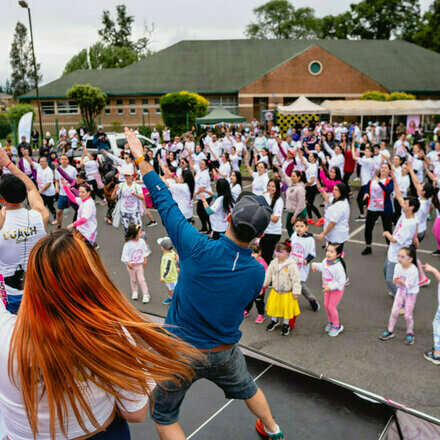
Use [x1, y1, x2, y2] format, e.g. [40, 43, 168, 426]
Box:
[66, 84, 107, 132]
[245, 0, 320, 39]
[9, 22, 42, 97]
[0, 114, 11, 139]
[412, 0, 440, 53]
[7, 103, 35, 125]
[160, 92, 209, 136]
[318, 13, 353, 39]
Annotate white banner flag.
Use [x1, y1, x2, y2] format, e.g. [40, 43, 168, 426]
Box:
[18, 112, 33, 143]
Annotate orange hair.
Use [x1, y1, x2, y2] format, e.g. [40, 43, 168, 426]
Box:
[9, 230, 200, 439]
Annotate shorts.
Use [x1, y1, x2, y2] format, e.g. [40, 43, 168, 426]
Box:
[151, 345, 257, 425]
[165, 282, 177, 291]
[57, 195, 69, 210]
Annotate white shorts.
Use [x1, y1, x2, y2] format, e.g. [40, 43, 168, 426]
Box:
[165, 282, 177, 291]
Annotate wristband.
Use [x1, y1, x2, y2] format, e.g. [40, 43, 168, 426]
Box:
[135, 155, 145, 165]
[5, 161, 12, 169]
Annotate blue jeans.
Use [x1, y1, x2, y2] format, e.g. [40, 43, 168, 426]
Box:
[384, 259, 397, 297]
[151, 344, 258, 425]
[6, 294, 22, 314]
[89, 415, 130, 439]
[433, 306, 440, 351]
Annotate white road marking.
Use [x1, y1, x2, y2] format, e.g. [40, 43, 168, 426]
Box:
[348, 225, 365, 239]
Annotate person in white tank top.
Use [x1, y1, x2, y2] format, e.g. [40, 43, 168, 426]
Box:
[0, 147, 48, 314]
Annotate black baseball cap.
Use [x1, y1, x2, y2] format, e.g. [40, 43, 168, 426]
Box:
[231, 192, 272, 238]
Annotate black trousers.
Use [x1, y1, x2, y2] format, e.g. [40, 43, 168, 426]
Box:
[88, 179, 104, 200]
[260, 233, 281, 265]
[41, 194, 56, 219]
[197, 199, 212, 232]
[246, 291, 266, 315]
[343, 171, 353, 188]
[211, 231, 224, 240]
[357, 184, 368, 216]
[305, 185, 321, 219]
[393, 199, 401, 224]
[364, 210, 393, 246]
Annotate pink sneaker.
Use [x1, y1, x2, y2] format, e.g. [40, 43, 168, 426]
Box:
[244, 310, 249, 318]
[255, 314, 265, 324]
[419, 278, 431, 287]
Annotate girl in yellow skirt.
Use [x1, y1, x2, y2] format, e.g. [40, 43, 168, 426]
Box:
[264, 242, 302, 336]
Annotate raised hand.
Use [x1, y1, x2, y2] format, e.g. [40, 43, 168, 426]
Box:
[124, 127, 143, 159]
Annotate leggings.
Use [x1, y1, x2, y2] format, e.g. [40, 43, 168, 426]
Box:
[357, 185, 368, 216]
[197, 199, 212, 231]
[41, 194, 56, 219]
[387, 290, 418, 335]
[324, 289, 344, 327]
[246, 291, 266, 315]
[260, 233, 281, 265]
[89, 179, 105, 200]
[433, 305, 440, 351]
[343, 171, 353, 188]
[364, 210, 393, 245]
[305, 186, 321, 220]
[301, 281, 317, 304]
[393, 199, 402, 225]
[127, 263, 149, 295]
[89, 415, 130, 440]
[433, 218, 440, 251]
[286, 210, 306, 237]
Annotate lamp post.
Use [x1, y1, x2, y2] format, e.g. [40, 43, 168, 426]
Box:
[18, 0, 43, 143]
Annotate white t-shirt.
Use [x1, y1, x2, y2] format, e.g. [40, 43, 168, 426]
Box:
[395, 172, 410, 198]
[209, 196, 228, 233]
[252, 172, 269, 196]
[169, 182, 193, 219]
[121, 239, 150, 264]
[0, 209, 46, 297]
[194, 169, 211, 201]
[75, 197, 97, 243]
[358, 157, 376, 186]
[393, 264, 419, 295]
[0, 303, 149, 440]
[83, 158, 100, 181]
[324, 199, 350, 243]
[387, 215, 417, 263]
[230, 183, 242, 202]
[368, 179, 387, 212]
[118, 182, 142, 214]
[55, 165, 77, 197]
[416, 198, 431, 235]
[313, 258, 346, 291]
[289, 232, 315, 282]
[230, 154, 240, 172]
[218, 161, 231, 179]
[264, 194, 284, 235]
[192, 152, 207, 173]
[305, 162, 318, 186]
[36, 166, 55, 196]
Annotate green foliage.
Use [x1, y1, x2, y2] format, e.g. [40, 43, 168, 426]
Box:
[245, 0, 320, 39]
[66, 84, 107, 132]
[160, 92, 209, 136]
[63, 49, 89, 75]
[0, 114, 11, 139]
[7, 103, 35, 124]
[411, 0, 440, 53]
[9, 22, 42, 97]
[109, 121, 123, 133]
[387, 92, 416, 100]
[138, 126, 152, 138]
[318, 13, 352, 39]
[360, 91, 388, 101]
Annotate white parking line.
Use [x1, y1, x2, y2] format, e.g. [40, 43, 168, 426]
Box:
[348, 225, 365, 239]
[347, 238, 433, 255]
[187, 364, 273, 439]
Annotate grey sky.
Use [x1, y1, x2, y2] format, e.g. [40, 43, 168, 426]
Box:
[0, 0, 433, 86]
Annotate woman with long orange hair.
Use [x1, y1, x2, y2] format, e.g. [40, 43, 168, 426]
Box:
[0, 229, 199, 439]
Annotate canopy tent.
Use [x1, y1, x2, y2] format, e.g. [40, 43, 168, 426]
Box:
[320, 99, 440, 116]
[195, 106, 246, 125]
[277, 95, 328, 115]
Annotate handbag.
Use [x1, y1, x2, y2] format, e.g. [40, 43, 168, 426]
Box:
[112, 199, 121, 228]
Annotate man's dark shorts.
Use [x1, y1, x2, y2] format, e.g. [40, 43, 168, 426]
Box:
[151, 344, 258, 425]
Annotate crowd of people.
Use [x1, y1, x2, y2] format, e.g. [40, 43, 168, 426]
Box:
[1, 118, 440, 438]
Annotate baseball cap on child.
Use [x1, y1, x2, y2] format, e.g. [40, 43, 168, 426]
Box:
[157, 237, 173, 250]
[121, 165, 134, 176]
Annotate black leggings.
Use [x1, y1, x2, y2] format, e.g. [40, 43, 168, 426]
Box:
[197, 198, 212, 232]
[357, 185, 368, 216]
[305, 185, 321, 219]
[393, 199, 401, 224]
[343, 171, 353, 188]
[89, 179, 104, 200]
[364, 210, 393, 246]
[41, 194, 56, 219]
[246, 291, 266, 315]
[260, 233, 281, 265]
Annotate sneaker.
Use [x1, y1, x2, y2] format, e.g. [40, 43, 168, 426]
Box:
[405, 334, 415, 345]
[379, 330, 395, 341]
[281, 324, 290, 336]
[399, 307, 405, 315]
[255, 419, 285, 440]
[432, 250, 440, 256]
[325, 322, 332, 333]
[424, 351, 440, 365]
[388, 291, 395, 298]
[315, 218, 325, 227]
[131, 292, 138, 300]
[244, 310, 249, 318]
[427, 213, 433, 221]
[355, 215, 366, 222]
[255, 314, 265, 324]
[51, 219, 58, 225]
[307, 218, 315, 225]
[162, 297, 172, 305]
[345, 278, 350, 287]
[361, 247, 372, 255]
[147, 220, 158, 227]
[311, 299, 320, 312]
[328, 325, 344, 337]
[142, 294, 151, 304]
[419, 277, 431, 287]
[266, 320, 280, 332]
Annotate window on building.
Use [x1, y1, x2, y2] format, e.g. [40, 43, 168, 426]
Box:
[104, 107, 111, 115]
[57, 101, 79, 115]
[129, 99, 135, 105]
[41, 101, 55, 115]
[142, 98, 149, 114]
[308, 60, 323, 76]
[206, 95, 238, 114]
[116, 99, 123, 106]
[117, 108, 124, 115]
[155, 98, 161, 114]
[116, 99, 124, 115]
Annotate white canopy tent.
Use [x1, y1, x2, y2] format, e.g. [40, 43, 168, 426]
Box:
[277, 95, 328, 115]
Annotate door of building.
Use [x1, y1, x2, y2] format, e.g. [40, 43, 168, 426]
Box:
[253, 97, 268, 121]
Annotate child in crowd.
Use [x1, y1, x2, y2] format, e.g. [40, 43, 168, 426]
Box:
[264, 242, 302, 336]
[121, 224, 151, 304]
[379, 247, 419, 345]
[423, 263, 440, 364]
[290, 218, 320, 312]
[312, 243, 347, 337]
[244, 240, 268, 323]
[158, 236, 179, 305]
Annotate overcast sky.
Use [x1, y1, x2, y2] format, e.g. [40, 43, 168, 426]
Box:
[0, 0, 433, 87]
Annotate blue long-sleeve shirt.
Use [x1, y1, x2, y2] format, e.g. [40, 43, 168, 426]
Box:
[143, 171, 265, 349]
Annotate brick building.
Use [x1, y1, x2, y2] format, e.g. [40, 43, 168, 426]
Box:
[20, 39, 440, 132]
